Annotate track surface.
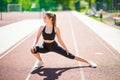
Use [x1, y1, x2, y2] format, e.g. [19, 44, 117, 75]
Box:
[0, 11, 120, 80]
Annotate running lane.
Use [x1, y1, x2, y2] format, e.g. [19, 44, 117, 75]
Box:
[0, 11, 120, 80]
[67, 12, 120, 80]
[24, 12, 120, 80]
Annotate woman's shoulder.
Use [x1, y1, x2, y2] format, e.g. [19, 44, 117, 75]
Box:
[54, 27, 60, 33]
[39, 25, 45, 31]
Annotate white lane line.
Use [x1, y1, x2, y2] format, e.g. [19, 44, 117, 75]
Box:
[25, 59, 40, 80]
[71, 11, 120, 60]
[0, 30, 37, 59]
[68, 14, 85, 80]
[83, 18, 120, 60]
[25, 60, 37, 80]
[84, 22, 120, 60]
[95, 36, 120, 60]
[95, 52, 104, 55]
[25, 55, 43, 80]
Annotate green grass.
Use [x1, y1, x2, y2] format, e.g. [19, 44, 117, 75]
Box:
[90, 16, 105, 23]
[79, 8, 89, 13]
[91, 16, 120, 30]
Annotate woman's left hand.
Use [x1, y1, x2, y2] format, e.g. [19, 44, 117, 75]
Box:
[66, 50, 70, 55]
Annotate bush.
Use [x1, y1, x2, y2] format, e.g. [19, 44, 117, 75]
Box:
[80, 0, 88, 9]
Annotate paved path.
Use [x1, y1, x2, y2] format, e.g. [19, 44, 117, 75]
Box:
[72, 11, 120, 53]
[0, 12, 41, 27]
[0, 11, 120, 80]
[0, 19, 44, 56]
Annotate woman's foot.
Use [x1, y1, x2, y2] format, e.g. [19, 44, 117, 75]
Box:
[34, 60, 44, 68]
[88, 61, 97, 68]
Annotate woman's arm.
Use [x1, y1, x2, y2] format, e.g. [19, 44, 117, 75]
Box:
[56, 27, 69, 54]
[31, 26, 43, 53]
[32, 26, 43, 47]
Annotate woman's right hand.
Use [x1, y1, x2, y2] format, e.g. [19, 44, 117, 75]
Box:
[31, 46, 36, 53]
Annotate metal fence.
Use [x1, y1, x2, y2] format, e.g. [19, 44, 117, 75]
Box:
[111, 0, 120, 12]
[96, 0, 120, 13]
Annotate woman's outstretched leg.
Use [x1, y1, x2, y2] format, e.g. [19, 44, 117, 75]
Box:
[53, 45, 97, 68]
[74, 56, 88, 63]
[74, 56, 97, 68]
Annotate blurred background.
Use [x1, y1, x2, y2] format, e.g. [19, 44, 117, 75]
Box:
[0, 0, 120, 28]
[0, 0, 120, 12]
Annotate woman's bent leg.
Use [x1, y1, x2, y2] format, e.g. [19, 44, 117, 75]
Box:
[32, 53, 43, 62]
[31, 46, 48, 63]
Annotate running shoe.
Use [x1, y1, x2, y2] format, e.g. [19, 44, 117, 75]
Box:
[88, 61, 97, 68]
[34, 61, 44, 68]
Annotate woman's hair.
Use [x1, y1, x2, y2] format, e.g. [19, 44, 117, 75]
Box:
[45, 13, 56, 27]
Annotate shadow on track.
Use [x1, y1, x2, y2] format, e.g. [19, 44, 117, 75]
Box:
[31, 66, 90, 80]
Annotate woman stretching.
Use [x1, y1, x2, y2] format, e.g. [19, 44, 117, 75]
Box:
[31, 13, 97, 68]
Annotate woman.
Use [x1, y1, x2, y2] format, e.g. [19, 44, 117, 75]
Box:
[31, 13, 97, 68]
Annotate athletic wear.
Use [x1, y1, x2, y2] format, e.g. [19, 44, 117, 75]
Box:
[33, 41, 75, 59]
[33, 26, 75, 59]
[42, 26, 55, 40]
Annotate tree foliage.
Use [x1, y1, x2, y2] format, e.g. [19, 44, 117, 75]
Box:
[0, 0, 113, 12]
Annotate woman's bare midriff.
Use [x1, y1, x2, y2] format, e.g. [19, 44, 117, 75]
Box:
[44, 40, 55, 43]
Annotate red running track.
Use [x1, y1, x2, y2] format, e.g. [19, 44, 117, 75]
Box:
[0, 11, 120, 80]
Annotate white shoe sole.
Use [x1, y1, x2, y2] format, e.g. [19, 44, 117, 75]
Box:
[88, 61, 97, 68]
[34, 61, 44, 68]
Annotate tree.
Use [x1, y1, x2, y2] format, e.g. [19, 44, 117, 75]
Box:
[1, 0, 13, 12]
[85, 0, 96, 8]
[18, 0, 33, 11]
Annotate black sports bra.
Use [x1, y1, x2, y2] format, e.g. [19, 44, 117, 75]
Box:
[42, 26, 55, 40]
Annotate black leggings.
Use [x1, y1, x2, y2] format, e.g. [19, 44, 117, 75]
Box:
[33, 41, 75, 59]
